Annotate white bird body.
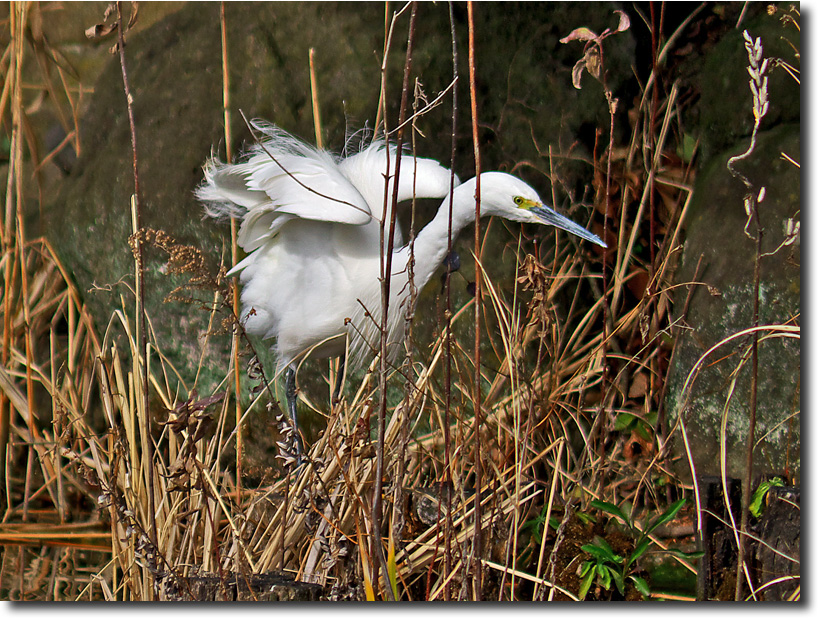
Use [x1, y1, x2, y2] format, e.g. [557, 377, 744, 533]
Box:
[198, 126, 459, 373]
[198, 126, 605, 379]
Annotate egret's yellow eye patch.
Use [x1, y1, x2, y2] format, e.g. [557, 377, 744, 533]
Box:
[513, 196, 537, 210]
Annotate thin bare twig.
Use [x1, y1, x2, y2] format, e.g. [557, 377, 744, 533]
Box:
[442, 1, 459, 600]
[115, 3, 158, 574]
[219, 0, 244, 508]
[373, 2, 417, 600]
[466, 0, 483, 600]
[726, 30, 769, 600]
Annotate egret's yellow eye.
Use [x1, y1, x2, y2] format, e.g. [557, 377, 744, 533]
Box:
[513, 196, 524, 206]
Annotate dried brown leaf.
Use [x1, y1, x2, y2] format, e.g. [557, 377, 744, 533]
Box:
[628, 372, 649, 399]
[560, 27, 598, 44]
[614, 10, 631, 33]
[127, 2, 140, 29]
[571, 57, 586, 90]
[85, 21, 117, 40]
[584, 47, 602, 80]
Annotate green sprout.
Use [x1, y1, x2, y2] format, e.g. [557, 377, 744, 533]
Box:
[578, 498, 702, 600]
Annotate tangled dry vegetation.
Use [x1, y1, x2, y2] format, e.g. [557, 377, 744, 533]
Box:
[2, 1, 790, 602]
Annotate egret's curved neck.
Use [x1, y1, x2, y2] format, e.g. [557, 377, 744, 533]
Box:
[399, 178, 479, 290]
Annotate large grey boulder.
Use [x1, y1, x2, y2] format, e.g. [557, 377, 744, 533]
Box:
[663, 8, 800, 483]
[665, 124, 800, 482]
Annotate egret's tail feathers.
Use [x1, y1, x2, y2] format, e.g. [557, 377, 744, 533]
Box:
[196, 158, 258, 220]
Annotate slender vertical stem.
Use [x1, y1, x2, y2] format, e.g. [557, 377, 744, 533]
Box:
[116, 2, 158, 573]
[309, 48, 323, 150]
[374, 4, 391, 592]
[51, 329, 65, 522]
[310, 46, 340, 404]
[374, 2, 390, 137]
[219, 0, 243, 502]
[0, 1, 21, 509]
[373, 3, 416, 599]
[736, 212, 762, 600]
[442, 0, 459, 601]
[594, 73, 616, 481]
[466, 0, 482, 600]
[276, 468, 288, 570]
[11, 1, 41, 507]
[648, 1, 660, 273]
[726, 32, 770, 596]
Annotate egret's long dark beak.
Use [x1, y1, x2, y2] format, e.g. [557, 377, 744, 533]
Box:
[531, 204, 607, 248]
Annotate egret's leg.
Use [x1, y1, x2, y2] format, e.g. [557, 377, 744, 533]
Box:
[284, 365, 304, 456]
[285, 365, 298, 427]
[332, 355, 346, 404]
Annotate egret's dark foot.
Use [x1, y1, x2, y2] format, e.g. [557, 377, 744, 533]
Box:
[284, 365, 305, 464]
[332, 356, 346, 405]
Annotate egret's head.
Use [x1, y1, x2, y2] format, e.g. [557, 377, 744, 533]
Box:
[479, 172, 606, 248]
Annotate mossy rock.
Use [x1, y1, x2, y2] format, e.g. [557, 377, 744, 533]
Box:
[665, 124, 800, 482]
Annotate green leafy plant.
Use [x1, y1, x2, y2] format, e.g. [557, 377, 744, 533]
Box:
[522, 505, 559, 546]
[579, 535, 647, 600]
[749, 477, 785, 518]
[578, 498, 701, 600]
[522, 504, 597, 547]
[613, 411, 657, 441]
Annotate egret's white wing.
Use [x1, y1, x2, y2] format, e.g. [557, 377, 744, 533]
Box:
[339, 143, 459, 219]
[198, 124, 460, 245]
[243, 148, 374, 222]
[198, 126, 374, 253]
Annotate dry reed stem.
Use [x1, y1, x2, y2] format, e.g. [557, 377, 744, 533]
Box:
[466, 1, 484, 598]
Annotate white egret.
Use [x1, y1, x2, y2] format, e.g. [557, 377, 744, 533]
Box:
[197, 124, 605, 432]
